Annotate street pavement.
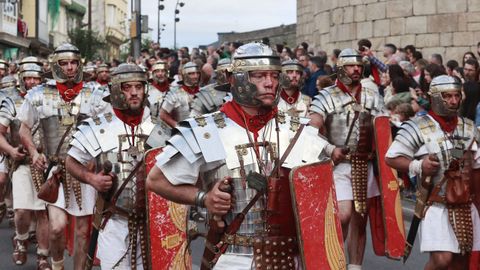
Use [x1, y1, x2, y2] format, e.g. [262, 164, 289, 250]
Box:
[0, 199, 427, 269]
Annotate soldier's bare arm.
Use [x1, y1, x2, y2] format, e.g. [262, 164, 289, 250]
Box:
[147, 166, 231, 215]
[65, 156, 112, 192]
[386, 155, 440, 176]
[159, 109, 177, 128]
[0, 124, 25, 161]
[19, 122, 46, 170]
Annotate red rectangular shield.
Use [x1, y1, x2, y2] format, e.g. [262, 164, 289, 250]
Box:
[145, 147, 192, 270]
[290, 161, 346, 270]
[374, 115, 406, 259]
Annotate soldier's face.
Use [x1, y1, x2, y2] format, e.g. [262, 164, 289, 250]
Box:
[286, 70, 302, 87]
[154, 69, 167, 82]
[249, 70, 279, 107]
[97, 70, 109, 81]
[121, 81, 145, 111]
[186, 71, 200, 85]
[58, 59, 79, 79]
[24, 77, 41, 90]
[344, 64, 363, 83]
[0, 68, 5, 77]
[441, 90, 462, 111]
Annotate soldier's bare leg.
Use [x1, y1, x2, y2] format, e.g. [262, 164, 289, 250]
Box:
[48, 205, 67, 269]
[347, 209, 368, 266]
[0, 172, 7, 221]
[73, 215, 90, 270]
[13, 208, 32, 264]
[425, 251, 453, 270]
[338, 200, 353, 241]
[35, 210, 49, 252]
[14, 209, 32, 235]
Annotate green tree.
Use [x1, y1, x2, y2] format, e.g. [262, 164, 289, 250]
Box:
[68, 28, 107, 62]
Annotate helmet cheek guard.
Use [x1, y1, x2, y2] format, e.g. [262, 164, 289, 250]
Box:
[51, 43, 83, 84]
[336, 48, 364, 86]
[428, 75, 462, 117]
[230, 43, 282, 107]
[109, 64, 148, 110]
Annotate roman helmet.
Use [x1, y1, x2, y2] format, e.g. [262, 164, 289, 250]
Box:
[18, 56, 43, 93]
[215, 58, 232, 85]
[336, 48, 364, 85]
[50, 43, 83, 84]
[280, 59, 305, 90]
[151, 60, 169, 84]
[428, 75, 462, 117]
[181, 61, 201, 87]
[230, 42, 282, 107]
[109, 63, 148, 110]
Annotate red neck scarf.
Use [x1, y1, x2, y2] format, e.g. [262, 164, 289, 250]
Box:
[280, 89, 300, 104]
[428, 110, 458, 133]
[336, 80, 362, 103]
[152, 81, 170, 92]
[56, 82, 83, 102]
[96, 80, 108, 86]
[113, 108, 145, 128]
[220, 100, 277, 140]
[181, 85, 199, 95]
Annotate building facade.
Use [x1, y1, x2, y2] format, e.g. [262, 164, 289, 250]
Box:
[216, 24, 297, 49]
[88, 0, 128, 61]
[0, 0, 30, 61]
[297, 0, 480, 63]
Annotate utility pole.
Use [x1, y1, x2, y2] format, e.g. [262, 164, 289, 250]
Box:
[132, 0, 141, 58]
[88, 0, 91, 31]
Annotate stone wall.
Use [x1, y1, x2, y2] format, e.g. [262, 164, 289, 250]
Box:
[297, 0, 480, 63]
[217, 24, 296, 48]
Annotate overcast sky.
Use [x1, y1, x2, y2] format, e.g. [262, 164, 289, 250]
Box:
[139, 0, 296, 49]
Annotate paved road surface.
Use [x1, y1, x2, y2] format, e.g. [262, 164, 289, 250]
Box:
[0, 199, 427, 269]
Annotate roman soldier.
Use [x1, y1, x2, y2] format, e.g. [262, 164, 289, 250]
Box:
[0, 58, 52, 269]
[386, 75, 480, 269]
[66, 63, 160, 269]
[17, 43, 98, 270]
[190, 58, 232, 116]
[0, 59, 8, 80]
[278, 59, 310, 117]
[309, 48, 385, 269]
[159, 61, 200, 128]
[147, 42, 329, 269]
[96, 63, 110, 86]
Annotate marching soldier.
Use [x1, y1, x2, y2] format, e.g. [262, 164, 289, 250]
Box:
[96, 64, 110, 86]
[0, 58, 52, 269]
[309, 48, 384, 269]
[148, 60, 171, 123]
[0, 59, 8, 80]
[190, 58, 232, 116]
[66, 63, 159, 269]
[386, 75, 480, 269]
[159, 61, 200, 128]
[278, 59, 311, 117]
[17, 43, 98, 270]
[147, 43, 329, 269]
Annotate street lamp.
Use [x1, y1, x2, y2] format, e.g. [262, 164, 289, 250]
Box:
[157, 0, 165, 44]
[173, 0, 185, 49]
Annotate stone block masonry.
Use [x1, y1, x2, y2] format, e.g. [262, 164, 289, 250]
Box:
[297, 0, 480, 64]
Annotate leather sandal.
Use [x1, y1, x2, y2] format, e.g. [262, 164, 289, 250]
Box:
[37, 255, 52, 270]
[12, 238, 28, 265]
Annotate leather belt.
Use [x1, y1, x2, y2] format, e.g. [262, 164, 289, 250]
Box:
[222, 234, 255, 247]
[343, 152, 375, 162]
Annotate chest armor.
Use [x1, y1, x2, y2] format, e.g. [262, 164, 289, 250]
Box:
[35, 86, 93, 158]
[277, 94, 310, 118]
[94, 117, 154, 213]
[171, 88, 195, 122]
[147, 87, 167, 124]
[6, 89, 25, 147]
[325, 88, 376, 151]
[416, 116, 475, 189]
[199, 114, 301, 254]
